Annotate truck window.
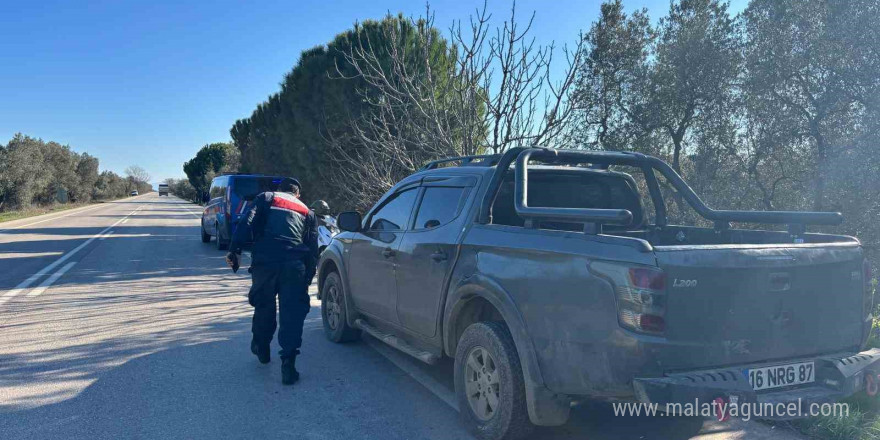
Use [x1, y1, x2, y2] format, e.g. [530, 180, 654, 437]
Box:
[609, 165, 657, 225]
[369, 188, 418, 231]
[490, 171, 645, 232]
[413, 187, 466, 230]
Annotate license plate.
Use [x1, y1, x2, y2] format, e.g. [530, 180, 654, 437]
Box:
[745, 361, 814, 391]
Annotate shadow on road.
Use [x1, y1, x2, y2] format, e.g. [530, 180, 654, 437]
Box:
[0, 196, 731, 440]
[0, 197, 473, 439]
[0, 312, 477, 439]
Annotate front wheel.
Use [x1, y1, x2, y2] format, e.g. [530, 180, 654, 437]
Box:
[201, 223, 211, 243]
[321, 272, 360, 343]
[215, 223, 228, 250]
[454, 322, 534, 440]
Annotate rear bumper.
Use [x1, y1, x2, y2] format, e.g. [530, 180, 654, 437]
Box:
[633, 348, 880, 419]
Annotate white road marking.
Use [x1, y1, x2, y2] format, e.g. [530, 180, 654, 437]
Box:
[0, 205, 144, 306]
[172, 198, 203, 219]
[0, 251, 63, 260]
[121, 219, 129, 224]
[99, 230, 114, 240]
[26, 262, 77, 297]
[364, 335, 459, 411]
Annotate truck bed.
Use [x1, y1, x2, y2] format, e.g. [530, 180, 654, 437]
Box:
[618, 225, 859, 248]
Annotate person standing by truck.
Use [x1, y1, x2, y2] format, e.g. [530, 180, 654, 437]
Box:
[226, 178, 318, 385]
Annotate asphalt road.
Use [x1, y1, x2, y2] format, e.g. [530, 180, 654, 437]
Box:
[0, 193, 800, 440]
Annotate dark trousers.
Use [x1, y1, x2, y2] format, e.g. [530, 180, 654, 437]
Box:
[248, 259, 310, 359]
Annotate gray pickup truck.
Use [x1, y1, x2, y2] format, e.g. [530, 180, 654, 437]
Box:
[317, 147, 875, 440]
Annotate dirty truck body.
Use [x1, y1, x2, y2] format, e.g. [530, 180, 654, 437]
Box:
[318, 147, 875, 435]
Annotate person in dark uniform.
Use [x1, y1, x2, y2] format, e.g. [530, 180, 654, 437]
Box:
[226, 178, 318, 385]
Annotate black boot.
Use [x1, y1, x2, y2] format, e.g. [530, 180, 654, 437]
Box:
[251, 340, 270, 364]
[281, 351, 300, 385]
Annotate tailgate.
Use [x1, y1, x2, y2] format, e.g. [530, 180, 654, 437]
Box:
[655, 244, 865, 370]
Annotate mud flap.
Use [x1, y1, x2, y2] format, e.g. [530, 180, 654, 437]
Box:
[525, 383, 571, 426]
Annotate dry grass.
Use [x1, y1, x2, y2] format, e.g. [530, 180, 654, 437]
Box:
[0, 201, 108, 224]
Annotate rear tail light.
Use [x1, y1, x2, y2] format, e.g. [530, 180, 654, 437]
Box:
[226, 186, 233, 215]
[591, 262, 667, 335]
[629, 267, 666, 290]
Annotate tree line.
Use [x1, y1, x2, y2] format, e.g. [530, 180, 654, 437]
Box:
[181, 0, 877, 259]
[566, 0, 879, 258]
[0, 133, 153, 211]
[217, 10, 579, 211]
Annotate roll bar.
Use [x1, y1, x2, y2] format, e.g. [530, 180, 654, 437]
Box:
[478, 147, 843, 234]
[421, 154, 499, 170]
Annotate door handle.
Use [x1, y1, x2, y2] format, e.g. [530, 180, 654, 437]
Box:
[768, 272, 791, 292]
[382, 248, 396, 258]
[430, 251, 447, 262]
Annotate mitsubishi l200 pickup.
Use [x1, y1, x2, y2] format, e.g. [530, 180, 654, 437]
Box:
[317, 147, 876, 440]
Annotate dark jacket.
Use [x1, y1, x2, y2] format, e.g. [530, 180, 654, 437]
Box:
[229, 191, 319, 274]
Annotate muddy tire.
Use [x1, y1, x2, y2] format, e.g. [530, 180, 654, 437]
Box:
[454, 321, 534, 440]
[321, 272, 360, 343]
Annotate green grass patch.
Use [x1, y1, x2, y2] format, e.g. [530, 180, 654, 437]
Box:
[792, 300, 880, 440]
[0, 202, 98, 224]
[790, 393, 880, 440]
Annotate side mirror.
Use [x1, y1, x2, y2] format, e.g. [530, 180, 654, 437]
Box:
[311, 199, 330, 215]
[201, 192, 210, 204]
[337, 211, 363, 232]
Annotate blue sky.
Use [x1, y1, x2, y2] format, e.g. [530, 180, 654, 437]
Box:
[0, 0, 746, 183]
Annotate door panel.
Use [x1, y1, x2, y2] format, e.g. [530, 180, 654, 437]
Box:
[396, 185, 471, 337]
[208, 200, 222, 234]
[346, 188, 418, 324]
[347, 231, 405, 322]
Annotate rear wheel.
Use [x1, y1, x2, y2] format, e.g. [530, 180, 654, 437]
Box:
[200, 223, 211, 243]
[321, 272, 360, 342]
[455, 322, 533, 440]
[215, 223, 228, 250]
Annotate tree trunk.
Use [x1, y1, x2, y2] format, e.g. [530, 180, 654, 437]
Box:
[810, 119, 827, 211]
[671, 131, 684, 175]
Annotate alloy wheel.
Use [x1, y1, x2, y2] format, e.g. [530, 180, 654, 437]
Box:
[464, 346, 500, 421]
[325, 284, 341, 330]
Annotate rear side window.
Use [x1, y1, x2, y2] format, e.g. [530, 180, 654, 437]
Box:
[369, 188, 418, 231]
[209, 177, 227, 199]
[413, 187, 466, 230]
[231, 177, 278, 198]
